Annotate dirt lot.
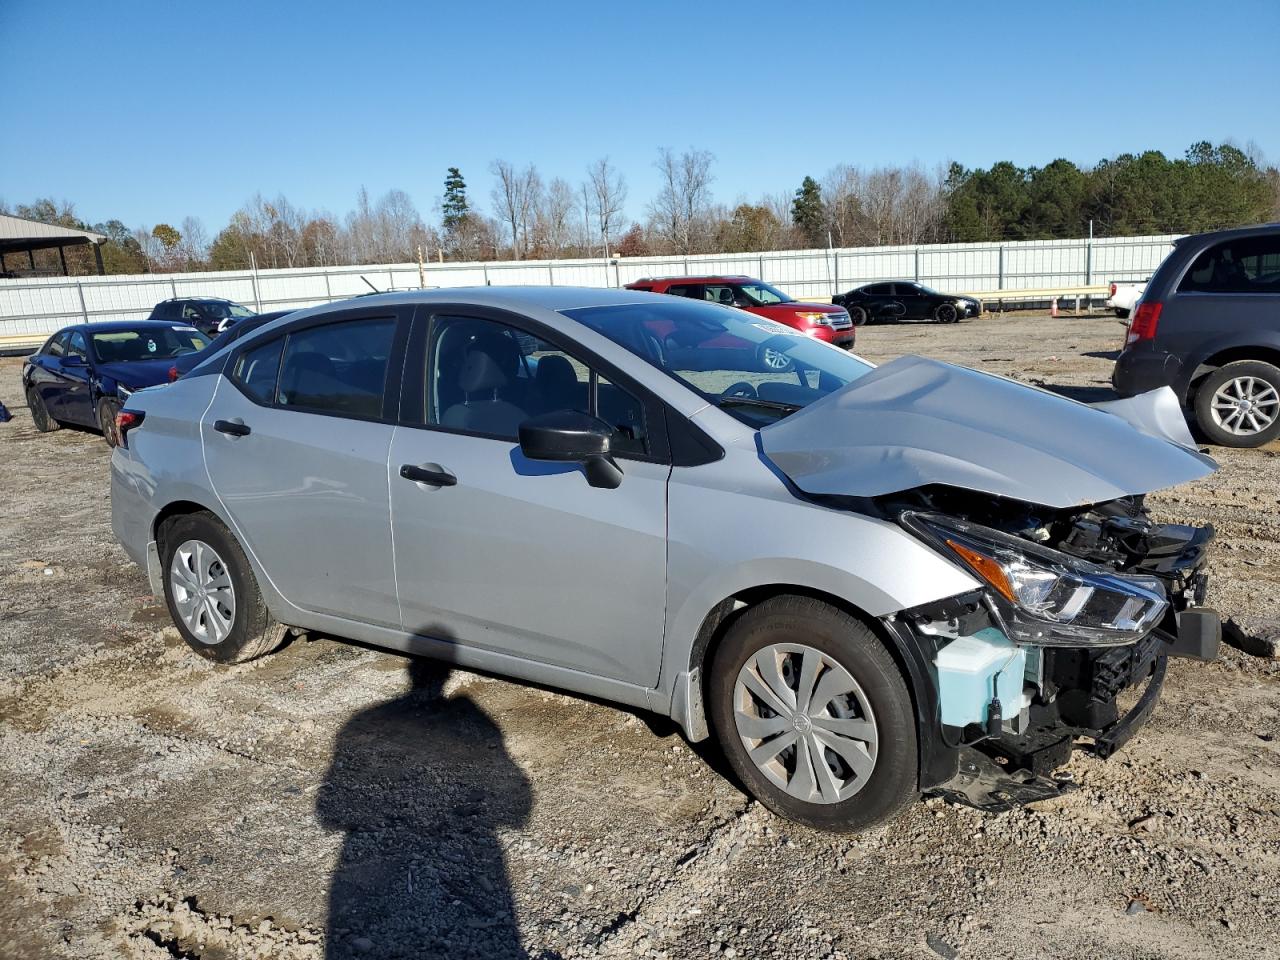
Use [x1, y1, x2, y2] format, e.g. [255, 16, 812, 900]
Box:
[2, 312, 1278, 960]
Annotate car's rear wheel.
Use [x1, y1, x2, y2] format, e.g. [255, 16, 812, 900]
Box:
[26, 387, 60, 432]
[708, 596, 918, 833]
[97, 398, 121, 448]
[161, 512, 288, 663]
[1194, 360, 1280, 448]
[847, 305, 868, 326]
[934, 303, 959, 323]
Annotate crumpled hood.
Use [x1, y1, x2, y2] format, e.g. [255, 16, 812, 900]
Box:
[759, 355, 1217, 509]
[95, 358, 177, 388]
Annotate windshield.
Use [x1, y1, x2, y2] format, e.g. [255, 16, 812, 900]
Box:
[563, 299, 873, 426]
[734, 281, 793, 306]
[91, 327, 208, 362]
[202, 302, 255, 320]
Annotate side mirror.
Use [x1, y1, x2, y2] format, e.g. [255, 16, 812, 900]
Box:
[519, 410, 623, 489]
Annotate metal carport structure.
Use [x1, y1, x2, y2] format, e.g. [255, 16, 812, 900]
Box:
[0, 214, 106, 277]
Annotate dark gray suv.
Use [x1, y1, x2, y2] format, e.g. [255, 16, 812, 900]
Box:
[1113, 223, 1280, 447]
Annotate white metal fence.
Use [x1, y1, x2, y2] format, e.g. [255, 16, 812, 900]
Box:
[0, 234, 1178, 338]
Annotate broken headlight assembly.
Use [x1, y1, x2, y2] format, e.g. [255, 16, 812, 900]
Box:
[901, 512, 1168, 647]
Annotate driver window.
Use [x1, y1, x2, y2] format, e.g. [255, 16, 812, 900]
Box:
[426, 315, 647, 454]
[67, 331, 89, 359]
[45, 333, 68, 357]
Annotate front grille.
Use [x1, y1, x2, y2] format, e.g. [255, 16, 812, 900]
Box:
[829, 311, 853, 330]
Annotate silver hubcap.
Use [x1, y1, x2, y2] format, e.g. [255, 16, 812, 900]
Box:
[762, 348, 790, 370]
[169, 539, 236, 644]
[1211, 376, 1279, 436]
[733, 643, 878, 804]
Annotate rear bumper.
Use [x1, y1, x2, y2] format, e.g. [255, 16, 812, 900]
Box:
[1112, 345, 1184, 398]
[110, 450, 155, 573]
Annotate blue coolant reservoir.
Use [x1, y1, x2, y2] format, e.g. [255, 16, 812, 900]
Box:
[935, 628, 1026, 727]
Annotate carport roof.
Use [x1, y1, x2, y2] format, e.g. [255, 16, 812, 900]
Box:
[0, 213, 106, 254]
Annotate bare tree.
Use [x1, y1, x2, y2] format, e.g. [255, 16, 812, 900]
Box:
[648, 148, 716, 254]
[534, 177, 577, 258]
[490, 160, 542, 259]
[178, 216, 209, 269]
[586, 157, 627, 257]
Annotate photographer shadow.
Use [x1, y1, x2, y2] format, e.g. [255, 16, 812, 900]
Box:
[317, 656, 532, 959]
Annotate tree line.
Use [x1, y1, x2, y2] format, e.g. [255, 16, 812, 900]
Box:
[4, 141, 1277, 277]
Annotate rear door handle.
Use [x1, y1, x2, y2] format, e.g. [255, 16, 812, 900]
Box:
[399, 463, 456, 487]
[214, 419, 251, 437]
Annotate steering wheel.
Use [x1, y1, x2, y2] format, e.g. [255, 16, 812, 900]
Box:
[723, 381, 758, 399]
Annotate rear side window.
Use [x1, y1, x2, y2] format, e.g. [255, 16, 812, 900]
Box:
[45, 332, 68, 357]
[1180, 236, 1280, 294]
[232, 337, 285, 404]
[67, 331, 89, 359]
[277, 317, 397, 418]
[864, 283, 893, 295]
[666, 285, 702, 299]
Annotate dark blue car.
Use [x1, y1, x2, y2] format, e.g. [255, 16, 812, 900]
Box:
[23, 321, 209, 446]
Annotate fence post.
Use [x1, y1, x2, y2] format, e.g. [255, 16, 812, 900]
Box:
[997, 245, 1005, 290]
[76, 282, 89, 322]
[914, 247, 920, 282]
[1084, 239, 1092, 285]
[170, 277, 177, 298]
[758, 253, 765, 279]
[482, 263, 490, 286]
[548, 264, 554, 286]
[323, 269, 332, 302]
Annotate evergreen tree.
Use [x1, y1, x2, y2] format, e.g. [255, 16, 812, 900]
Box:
[442, 167, 469, 231]
[791, 176, 824, 244]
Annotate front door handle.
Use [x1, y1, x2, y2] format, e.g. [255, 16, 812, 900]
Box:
[399, 463, 457, 487]
[214, 419, 251, 437]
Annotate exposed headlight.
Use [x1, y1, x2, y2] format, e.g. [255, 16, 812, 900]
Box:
[901, 512, 1167, 647]
[116, 384, 135, 400]
[796, 311, 832, 325]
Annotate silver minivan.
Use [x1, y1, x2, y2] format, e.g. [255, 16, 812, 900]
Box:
[111, 287, 1223, 831]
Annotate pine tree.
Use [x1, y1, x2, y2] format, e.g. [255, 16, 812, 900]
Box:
[442, 167, 469, 231]
[791, 176, 824, 245]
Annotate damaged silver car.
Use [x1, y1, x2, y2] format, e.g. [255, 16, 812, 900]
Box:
[111, 288, 1222, 832]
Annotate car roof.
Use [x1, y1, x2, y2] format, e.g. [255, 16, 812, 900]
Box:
[278, 286, 661, 319]
[631, 275, 756, 284]
[1172, 221, 1280, 247]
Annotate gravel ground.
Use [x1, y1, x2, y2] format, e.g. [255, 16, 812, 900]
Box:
[1, 311, 1278, 960]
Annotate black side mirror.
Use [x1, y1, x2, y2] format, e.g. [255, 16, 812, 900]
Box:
[519, 410, 623, 489]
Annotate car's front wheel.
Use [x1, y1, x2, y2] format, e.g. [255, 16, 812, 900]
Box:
[97, 398, 121, 447]
[1193, 360, 1280, 448]
[708, 596, 918, 833]
[161, 512, 288, 663]
[934, 303, 959, 323]
[26, 387, 61, 432]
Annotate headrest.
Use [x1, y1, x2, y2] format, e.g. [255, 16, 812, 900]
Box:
[459, 348, 508, 393]
[535, 354, 578, 393]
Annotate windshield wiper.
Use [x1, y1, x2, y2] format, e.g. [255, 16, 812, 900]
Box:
[714, 395, 802, 415]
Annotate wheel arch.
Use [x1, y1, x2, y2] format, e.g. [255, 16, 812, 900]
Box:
[1187, 344, 1280, 400]
[673, 583, 952, 790]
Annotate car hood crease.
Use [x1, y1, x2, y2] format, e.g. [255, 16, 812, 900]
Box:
[759, 355, 1217, 508]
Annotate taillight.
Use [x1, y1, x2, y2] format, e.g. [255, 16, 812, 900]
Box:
[1109, 282, 1117, 297]
[168, 366, 180, 382]
[1126, 301, 1162, 346]
[116, 409, 145, 448]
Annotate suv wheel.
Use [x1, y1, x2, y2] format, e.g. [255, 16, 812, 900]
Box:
[1194, 360, 1280, 448]
[708, 596, 917, 833]
[161, 512, 288, 663]
[26, 387, 61, 432]
[934, 303, 959, 323]
[847, 305, 868, 326]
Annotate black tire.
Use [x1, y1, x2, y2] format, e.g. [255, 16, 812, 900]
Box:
[1192, 360, 1280, 448]
[26, 387, 61, 432]
[97, 397, 121, 448]
[708, 596, 918, 833]
[934, 302, 959, 324]
[847, 305, 868, 326]
[1115, 308, 1130, 320]
[160, 512, 288, 663]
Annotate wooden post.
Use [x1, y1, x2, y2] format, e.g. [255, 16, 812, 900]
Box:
[93, 243, 105, 275]
[58, 245, 69, 276]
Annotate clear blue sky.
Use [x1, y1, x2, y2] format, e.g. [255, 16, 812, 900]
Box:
[2, 0, 1278, 233]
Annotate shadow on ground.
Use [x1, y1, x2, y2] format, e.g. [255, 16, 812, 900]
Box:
[318, 657, 533, 959]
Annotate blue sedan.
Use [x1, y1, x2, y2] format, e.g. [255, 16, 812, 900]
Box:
[22, 321, 208, 446]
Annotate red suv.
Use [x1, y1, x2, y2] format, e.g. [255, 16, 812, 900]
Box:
[624, 276, 857, 349]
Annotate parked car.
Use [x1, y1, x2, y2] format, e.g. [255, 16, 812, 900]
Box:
[148, 297, 256, 337]
[1112, 223, 1280, 447]
[1105, 280, 1147, 319]
[112, 288, 1221, 832]
[23, 321, 208, 446]
[168, 311, 294, 380]
[832, 281, 982, 325]
[623, 276, 855, 369]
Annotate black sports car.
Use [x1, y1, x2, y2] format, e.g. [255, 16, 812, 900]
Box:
[833, 281, 982, 325]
